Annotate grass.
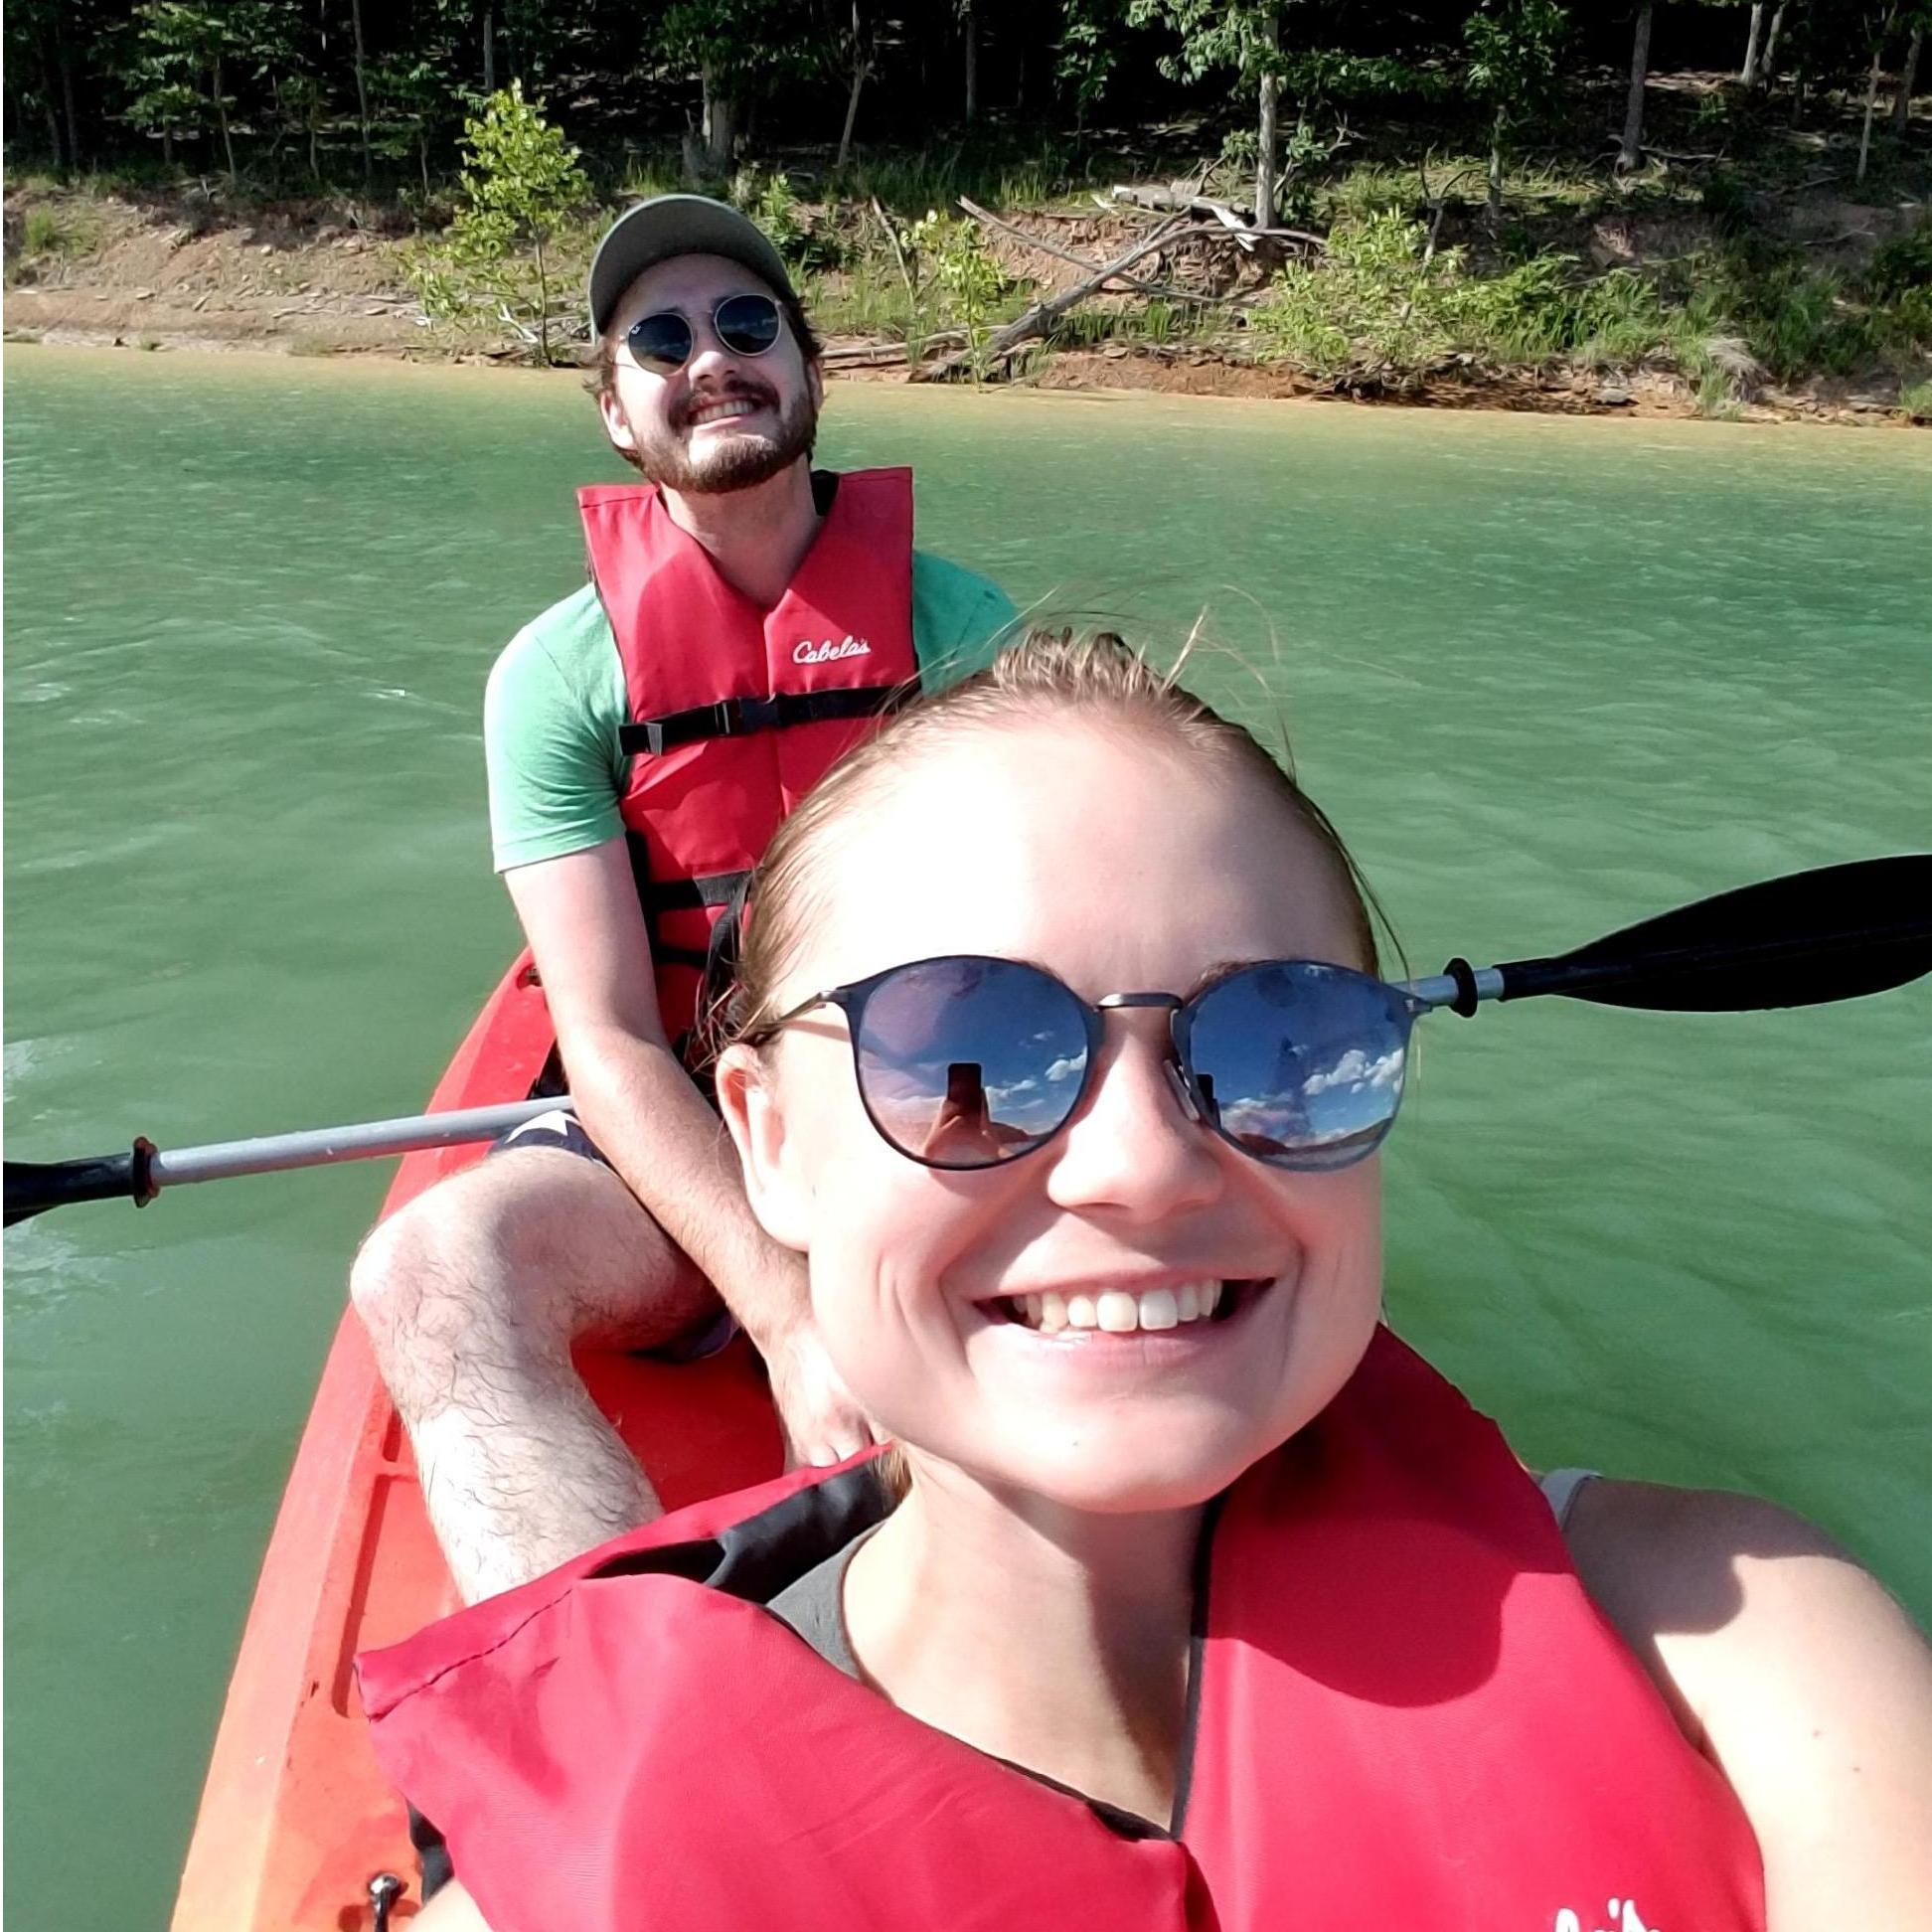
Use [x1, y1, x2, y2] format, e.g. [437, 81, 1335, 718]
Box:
[1901, 380, 1932, 423]
[6, 199, 104, 284]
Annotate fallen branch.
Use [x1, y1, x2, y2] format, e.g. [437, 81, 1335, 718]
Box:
[913, 216, 1221, 383]
[1109, 184, 1326, 251]
[822, 341, 910, 369]
[955, 196, 1221, 304]
[871, 196, 915, 298]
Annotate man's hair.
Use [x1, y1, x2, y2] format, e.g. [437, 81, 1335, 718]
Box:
[585, 277, 824, 415]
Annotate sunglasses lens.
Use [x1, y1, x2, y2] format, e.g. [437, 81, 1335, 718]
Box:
[1186, 963, 1413, 1170]
[715, 293, 782, 357]
[627, 311, 694, 373]
[854, 958, 1088, 1169]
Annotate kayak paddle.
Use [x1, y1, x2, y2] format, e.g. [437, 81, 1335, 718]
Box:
[7, 855, 1928, 1226]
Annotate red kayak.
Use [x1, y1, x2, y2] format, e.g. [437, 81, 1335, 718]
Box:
[171, 956, 784, 1929]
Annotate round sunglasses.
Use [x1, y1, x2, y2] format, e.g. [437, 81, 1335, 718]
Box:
[624, 292, 784, 375]
[742, 955, 1424, 1174]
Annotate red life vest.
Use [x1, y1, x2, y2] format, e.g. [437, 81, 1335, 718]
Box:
[578, 468, 919, 1050]
[359, 1331, 1765, 1932]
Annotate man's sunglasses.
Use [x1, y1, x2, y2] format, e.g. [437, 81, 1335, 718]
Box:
[742, 955, 1423, 1174]
[624, 292, 784, 375]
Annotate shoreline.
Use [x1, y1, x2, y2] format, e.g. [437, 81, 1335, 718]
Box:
[5, 183, 1922, 430]
[10, 310, 1917, 429]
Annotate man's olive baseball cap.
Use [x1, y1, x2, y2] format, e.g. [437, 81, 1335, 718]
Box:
[588, 194, 799, 337]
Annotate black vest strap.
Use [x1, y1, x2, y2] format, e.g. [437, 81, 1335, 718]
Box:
[620, 684, 905, 758]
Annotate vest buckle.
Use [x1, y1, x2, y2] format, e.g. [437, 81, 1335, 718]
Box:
[728, 693, 782, 736]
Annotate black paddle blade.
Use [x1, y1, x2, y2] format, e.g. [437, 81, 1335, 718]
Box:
[1496, 855, 1932, 1013]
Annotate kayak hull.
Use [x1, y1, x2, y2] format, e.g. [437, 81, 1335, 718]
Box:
[171, 956, 784, 1929]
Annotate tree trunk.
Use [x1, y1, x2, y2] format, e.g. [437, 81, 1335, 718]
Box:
[964, 1, 979, 123]
[1742, 3, 1765, 84]
[535, 233, 551, 366]
[838, 53, 869, 166]
[701, 65, 739, 172]
[1763, 5, 1786, 83]
[163, 126, 175, 168]
[1857, 37, 1887, 182]
[1895, 26, 1923, 131]
[1488, 106, 1506, 228]
[58, 26, 81, 171]
[37, 31, 66, 169]
[352, 0, 373, 185]
[215, 58, 237, 183]
[1254, 4, 1280, 230]
[1618, 2, 1654, 174]
[482, 8, 496, 96]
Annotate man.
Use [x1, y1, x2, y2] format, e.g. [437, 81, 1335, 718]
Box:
[350, 195, 1015, 1604]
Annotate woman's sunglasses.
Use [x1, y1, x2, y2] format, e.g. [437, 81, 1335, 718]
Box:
[624, 292, 784, 375]
[742, 955, 1423, 1174]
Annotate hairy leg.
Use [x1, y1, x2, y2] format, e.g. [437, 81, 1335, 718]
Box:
[349, 1147, 718, 1603]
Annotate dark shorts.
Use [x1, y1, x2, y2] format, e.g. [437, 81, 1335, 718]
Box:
[489, 1107, 741, 1364]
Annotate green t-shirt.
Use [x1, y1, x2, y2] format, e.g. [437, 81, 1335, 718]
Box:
[485, 552, 1017, 873]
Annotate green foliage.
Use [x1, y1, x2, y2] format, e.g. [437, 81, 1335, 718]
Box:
[1461, 0, 1567, 111]
[406, 84, 590, 366]
[1900, 379, 1932, 422]
[729, 170, 844, 273]
[658, 0, 819, 101]
[898, 208, 1012, 381]
[1864, 219, 1932, 302]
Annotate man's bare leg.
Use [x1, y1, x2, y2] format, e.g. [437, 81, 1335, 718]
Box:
[349, 1147, 717, 1603]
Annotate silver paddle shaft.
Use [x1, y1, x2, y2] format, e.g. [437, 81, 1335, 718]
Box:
[148, 1095, 573, 1189]
[1398, 967, 1506, 1011]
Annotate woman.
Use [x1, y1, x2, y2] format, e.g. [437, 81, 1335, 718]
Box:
[368, 631, 1932, 1932]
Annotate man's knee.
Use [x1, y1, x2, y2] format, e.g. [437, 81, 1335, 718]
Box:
[349, 1182, 478, 1360]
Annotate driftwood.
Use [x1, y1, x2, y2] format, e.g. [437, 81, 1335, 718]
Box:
[913, 215, 1220, 382]
[822, 341, 911, 369]
[1108, 184, 1326, 251]
[955, 196, 1226, 305]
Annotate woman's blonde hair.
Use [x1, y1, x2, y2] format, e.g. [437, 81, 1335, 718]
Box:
[714, 626, 1388, 1051]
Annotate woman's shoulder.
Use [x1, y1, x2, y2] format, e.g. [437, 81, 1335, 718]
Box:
[1563, 1477, 1932, 1925]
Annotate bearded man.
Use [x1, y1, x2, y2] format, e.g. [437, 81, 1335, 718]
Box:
[351, 196, 1015, 1603]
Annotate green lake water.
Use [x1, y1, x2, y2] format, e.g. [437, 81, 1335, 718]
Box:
[5, 348, 1928, 1928]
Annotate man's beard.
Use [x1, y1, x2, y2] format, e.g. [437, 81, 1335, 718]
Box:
[621, 378, 818, 495]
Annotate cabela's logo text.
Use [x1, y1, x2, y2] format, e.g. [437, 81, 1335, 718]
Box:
[794, 635, 873, 665]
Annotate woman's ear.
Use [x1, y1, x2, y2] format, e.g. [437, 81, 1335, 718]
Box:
[715, 1042, 814, 1252]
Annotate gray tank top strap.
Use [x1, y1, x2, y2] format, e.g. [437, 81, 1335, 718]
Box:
[764, 1525, 879, 1680]
[1538, 1466, 1599, 1532]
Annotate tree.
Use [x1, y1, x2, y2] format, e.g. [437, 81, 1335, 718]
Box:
[1463, 0, 1568, 228]
[1618, 1, 1656, 173]
[1895, 10, 1925, 130]
[424, 82, 590, 364]
[659, 0, 816, 177]
[1127, 0, 1293, 228]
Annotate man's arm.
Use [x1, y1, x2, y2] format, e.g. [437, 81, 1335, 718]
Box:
[505, 838, 870, 1463]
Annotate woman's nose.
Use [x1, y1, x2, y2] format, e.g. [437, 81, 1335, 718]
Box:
[1044, 1027, 1224, 1222]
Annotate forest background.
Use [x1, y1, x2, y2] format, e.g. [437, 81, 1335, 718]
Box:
[5, 1, 1929, 421]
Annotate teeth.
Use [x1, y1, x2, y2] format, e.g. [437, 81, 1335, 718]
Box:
[690, 399, 758, 426]
[1005, 1280, 1231, 1335]
[1138, 1288, 1180, 1330]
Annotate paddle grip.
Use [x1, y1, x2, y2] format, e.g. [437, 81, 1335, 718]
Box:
[3, 1138, 156, 1227]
